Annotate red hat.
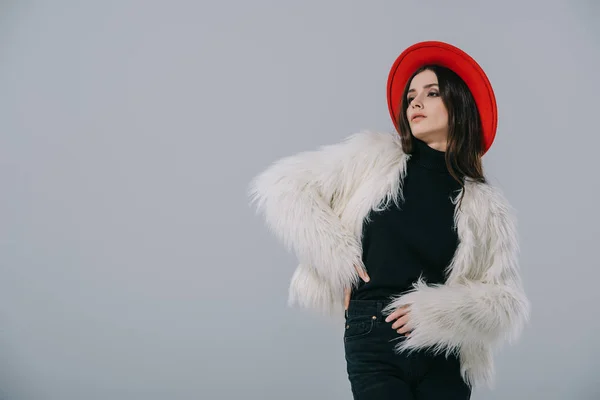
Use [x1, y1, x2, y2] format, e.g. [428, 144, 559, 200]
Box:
[387, 41, 498, 155]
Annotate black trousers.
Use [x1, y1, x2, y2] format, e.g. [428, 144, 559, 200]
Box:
[344, 300, 471, 400]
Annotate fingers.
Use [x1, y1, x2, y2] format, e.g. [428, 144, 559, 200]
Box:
[345, 264, 368, 313]
[354, 264, 370, 282]
[391, 314, 410, 332]
[344, 287, 351, 310]
[398, 324, 412, 335]
[384, 305, 412, 334]
[384, 305, 409, 322]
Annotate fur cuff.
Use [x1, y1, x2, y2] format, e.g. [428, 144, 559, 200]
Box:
[382, 278, 530, 357]
[288, 264, 344, 318]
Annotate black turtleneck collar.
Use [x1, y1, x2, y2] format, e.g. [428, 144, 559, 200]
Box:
[409, 136, 449, 173]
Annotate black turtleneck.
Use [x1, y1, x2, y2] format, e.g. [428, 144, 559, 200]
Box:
[352, 136, 463, 301]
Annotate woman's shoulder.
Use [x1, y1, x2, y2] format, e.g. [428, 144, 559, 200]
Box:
[316, 130, 405, 169]
[464, 178, 517, 224]
[321, 130, 403, 154]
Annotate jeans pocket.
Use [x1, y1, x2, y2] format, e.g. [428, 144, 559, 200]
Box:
[344, 316, 375, 342]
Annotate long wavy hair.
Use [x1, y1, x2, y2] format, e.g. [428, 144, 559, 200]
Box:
[396, 65, 487, 205]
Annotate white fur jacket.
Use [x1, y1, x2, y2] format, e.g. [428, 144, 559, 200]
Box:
[248, 130, 530, 389]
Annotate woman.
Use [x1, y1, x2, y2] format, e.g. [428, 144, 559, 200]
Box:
[248, 41, 530, 399]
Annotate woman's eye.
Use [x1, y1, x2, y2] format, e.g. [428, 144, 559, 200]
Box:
[407, 92, 438, 103]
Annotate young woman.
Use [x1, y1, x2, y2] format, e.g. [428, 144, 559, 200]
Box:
[248, 41, 530, 399]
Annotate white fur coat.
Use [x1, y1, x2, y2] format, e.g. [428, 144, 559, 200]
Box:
[247, 130, 530, 389]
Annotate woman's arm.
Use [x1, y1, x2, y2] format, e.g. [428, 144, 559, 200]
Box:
[382, 185, 531, 355]
[247, 131, 384, 297]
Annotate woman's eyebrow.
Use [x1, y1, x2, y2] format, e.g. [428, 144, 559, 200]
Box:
[407, 83, 439, 94]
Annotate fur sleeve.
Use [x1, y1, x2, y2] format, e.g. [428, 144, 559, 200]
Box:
[382, 184, 531, 356]
[247, 131, 388, 296]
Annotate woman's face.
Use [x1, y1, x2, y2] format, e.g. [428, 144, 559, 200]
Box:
[406, 69, 449, 145]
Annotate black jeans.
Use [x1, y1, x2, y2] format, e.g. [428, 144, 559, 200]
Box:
[344, 300, 471, 400]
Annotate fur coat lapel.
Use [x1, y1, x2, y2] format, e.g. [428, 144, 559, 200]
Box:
[248, 130, 530, 389]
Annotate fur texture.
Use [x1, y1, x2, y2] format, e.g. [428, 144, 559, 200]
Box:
[248, 130, 530, 389]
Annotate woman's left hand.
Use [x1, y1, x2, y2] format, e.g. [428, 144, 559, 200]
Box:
[385, 305, 412, 336]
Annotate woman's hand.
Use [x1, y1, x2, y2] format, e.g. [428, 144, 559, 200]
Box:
[343, 265, 370, 310]
[385, 305, 412, 336]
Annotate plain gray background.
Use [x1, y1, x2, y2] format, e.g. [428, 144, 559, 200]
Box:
[1, 1, 598, 399]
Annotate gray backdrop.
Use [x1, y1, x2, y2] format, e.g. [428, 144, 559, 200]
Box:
[1, 1, 598, 399]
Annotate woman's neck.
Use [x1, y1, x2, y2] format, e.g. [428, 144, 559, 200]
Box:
[410, 136, 449, 172]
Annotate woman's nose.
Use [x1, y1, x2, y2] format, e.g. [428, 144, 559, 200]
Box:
[410, 95, 423, 109]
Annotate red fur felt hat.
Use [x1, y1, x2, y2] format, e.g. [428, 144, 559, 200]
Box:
[387, 41, 498, 155]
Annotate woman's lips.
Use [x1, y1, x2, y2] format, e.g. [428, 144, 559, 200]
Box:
[411, 116, 426, 122]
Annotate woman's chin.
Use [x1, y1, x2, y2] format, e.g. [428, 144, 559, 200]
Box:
[411, 130, 428, 140]
[411, 129, 445, 141]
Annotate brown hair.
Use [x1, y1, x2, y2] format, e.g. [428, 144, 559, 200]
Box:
[396, 65, 487, 205]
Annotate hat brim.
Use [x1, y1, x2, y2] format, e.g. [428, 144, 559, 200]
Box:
[387, 41, 497, 155]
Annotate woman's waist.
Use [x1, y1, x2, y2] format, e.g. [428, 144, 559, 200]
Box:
[345, 299, 390, 320]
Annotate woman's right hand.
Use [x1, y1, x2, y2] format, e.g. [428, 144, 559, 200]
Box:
[344, 265, 370, 310]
